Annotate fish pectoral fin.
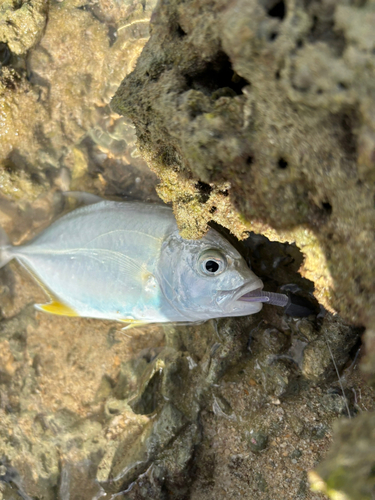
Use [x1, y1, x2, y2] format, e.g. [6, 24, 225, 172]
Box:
[119, 318, 148, 330]
[35, 300, 79, 317]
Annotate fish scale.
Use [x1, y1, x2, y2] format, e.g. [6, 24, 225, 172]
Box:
[0, 196, 270, 325]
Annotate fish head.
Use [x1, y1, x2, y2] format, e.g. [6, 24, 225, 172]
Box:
[157, 228, 264, 321]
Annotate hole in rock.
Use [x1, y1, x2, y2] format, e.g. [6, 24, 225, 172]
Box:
[267, 0, 286, 19]
[322, 202, 332, 214]
[269, 32, 278, 41]
[196, 181, 213, 203]
[176, 23, 187, 38]
[246, 156, 254, 165]
[278, 158, 288, 169]
[0, 43, 11, 67]
[210, 225, 318, 315]
[347, 337, 363, 367]
[185, 51, 248, 96]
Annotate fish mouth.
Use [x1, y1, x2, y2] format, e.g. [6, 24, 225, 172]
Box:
[216, 279, 265, 314]
[233, 280, 264, 303]
[214, 279, 265, 316]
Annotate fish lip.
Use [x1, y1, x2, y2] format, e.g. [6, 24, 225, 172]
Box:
[233, 280, 264, 302]
[217, 280, 264, 310]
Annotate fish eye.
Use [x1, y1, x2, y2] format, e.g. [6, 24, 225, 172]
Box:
[198, 250, 227, 276]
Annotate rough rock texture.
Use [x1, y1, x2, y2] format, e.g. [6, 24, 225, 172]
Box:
[112, 0, 375, 327]
[0, 210, 373, 500]
[0, 0, 47, 55]
[0, 254, 373, 500]
[309, 412, 375, 500]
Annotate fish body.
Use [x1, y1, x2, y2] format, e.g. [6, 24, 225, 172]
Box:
[0, 199, 264, 324]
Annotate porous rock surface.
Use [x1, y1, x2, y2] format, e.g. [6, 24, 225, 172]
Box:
[309, 412, 375, 500]
[112, 0, 375, 327]
[0, 261, 373, 500]
[1, 0, 375, 499]
[0, 211, 373, 500]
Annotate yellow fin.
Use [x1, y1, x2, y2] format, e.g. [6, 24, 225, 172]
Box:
[119, 318, 148, 330]
[35, 301, 79, 317]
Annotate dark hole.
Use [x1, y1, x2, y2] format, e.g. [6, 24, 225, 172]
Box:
[338, 82, 347, 90]
[176, 23, 187, 38]
[269, 32, 278, 41]
[297, 39, 303, 48]
[275, 70, 281, 80]
[0, 42, 11, 66]
[196, 181, 212, 195]
[221, 189, 229, 196]
[347, 336, 363, 366]
[206, 260, 219, 273]
[278, 158, 288, 169]
[209, 206, 217, 214]
[267, 0, 286, 19]
[322, 202, 332, 214]
[246, 156, 254, 165]
[184, 51, 248, 96]
[196, 181, 213, 203]
[317, 88, 323, 94]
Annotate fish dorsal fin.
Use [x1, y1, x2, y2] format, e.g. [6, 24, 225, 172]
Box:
[35, 300, 79, 317]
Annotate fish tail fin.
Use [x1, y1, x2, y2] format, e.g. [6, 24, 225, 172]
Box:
[0, 226, 13, 269]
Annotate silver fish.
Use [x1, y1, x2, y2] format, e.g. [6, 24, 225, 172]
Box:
[0, 197, 266, 325]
